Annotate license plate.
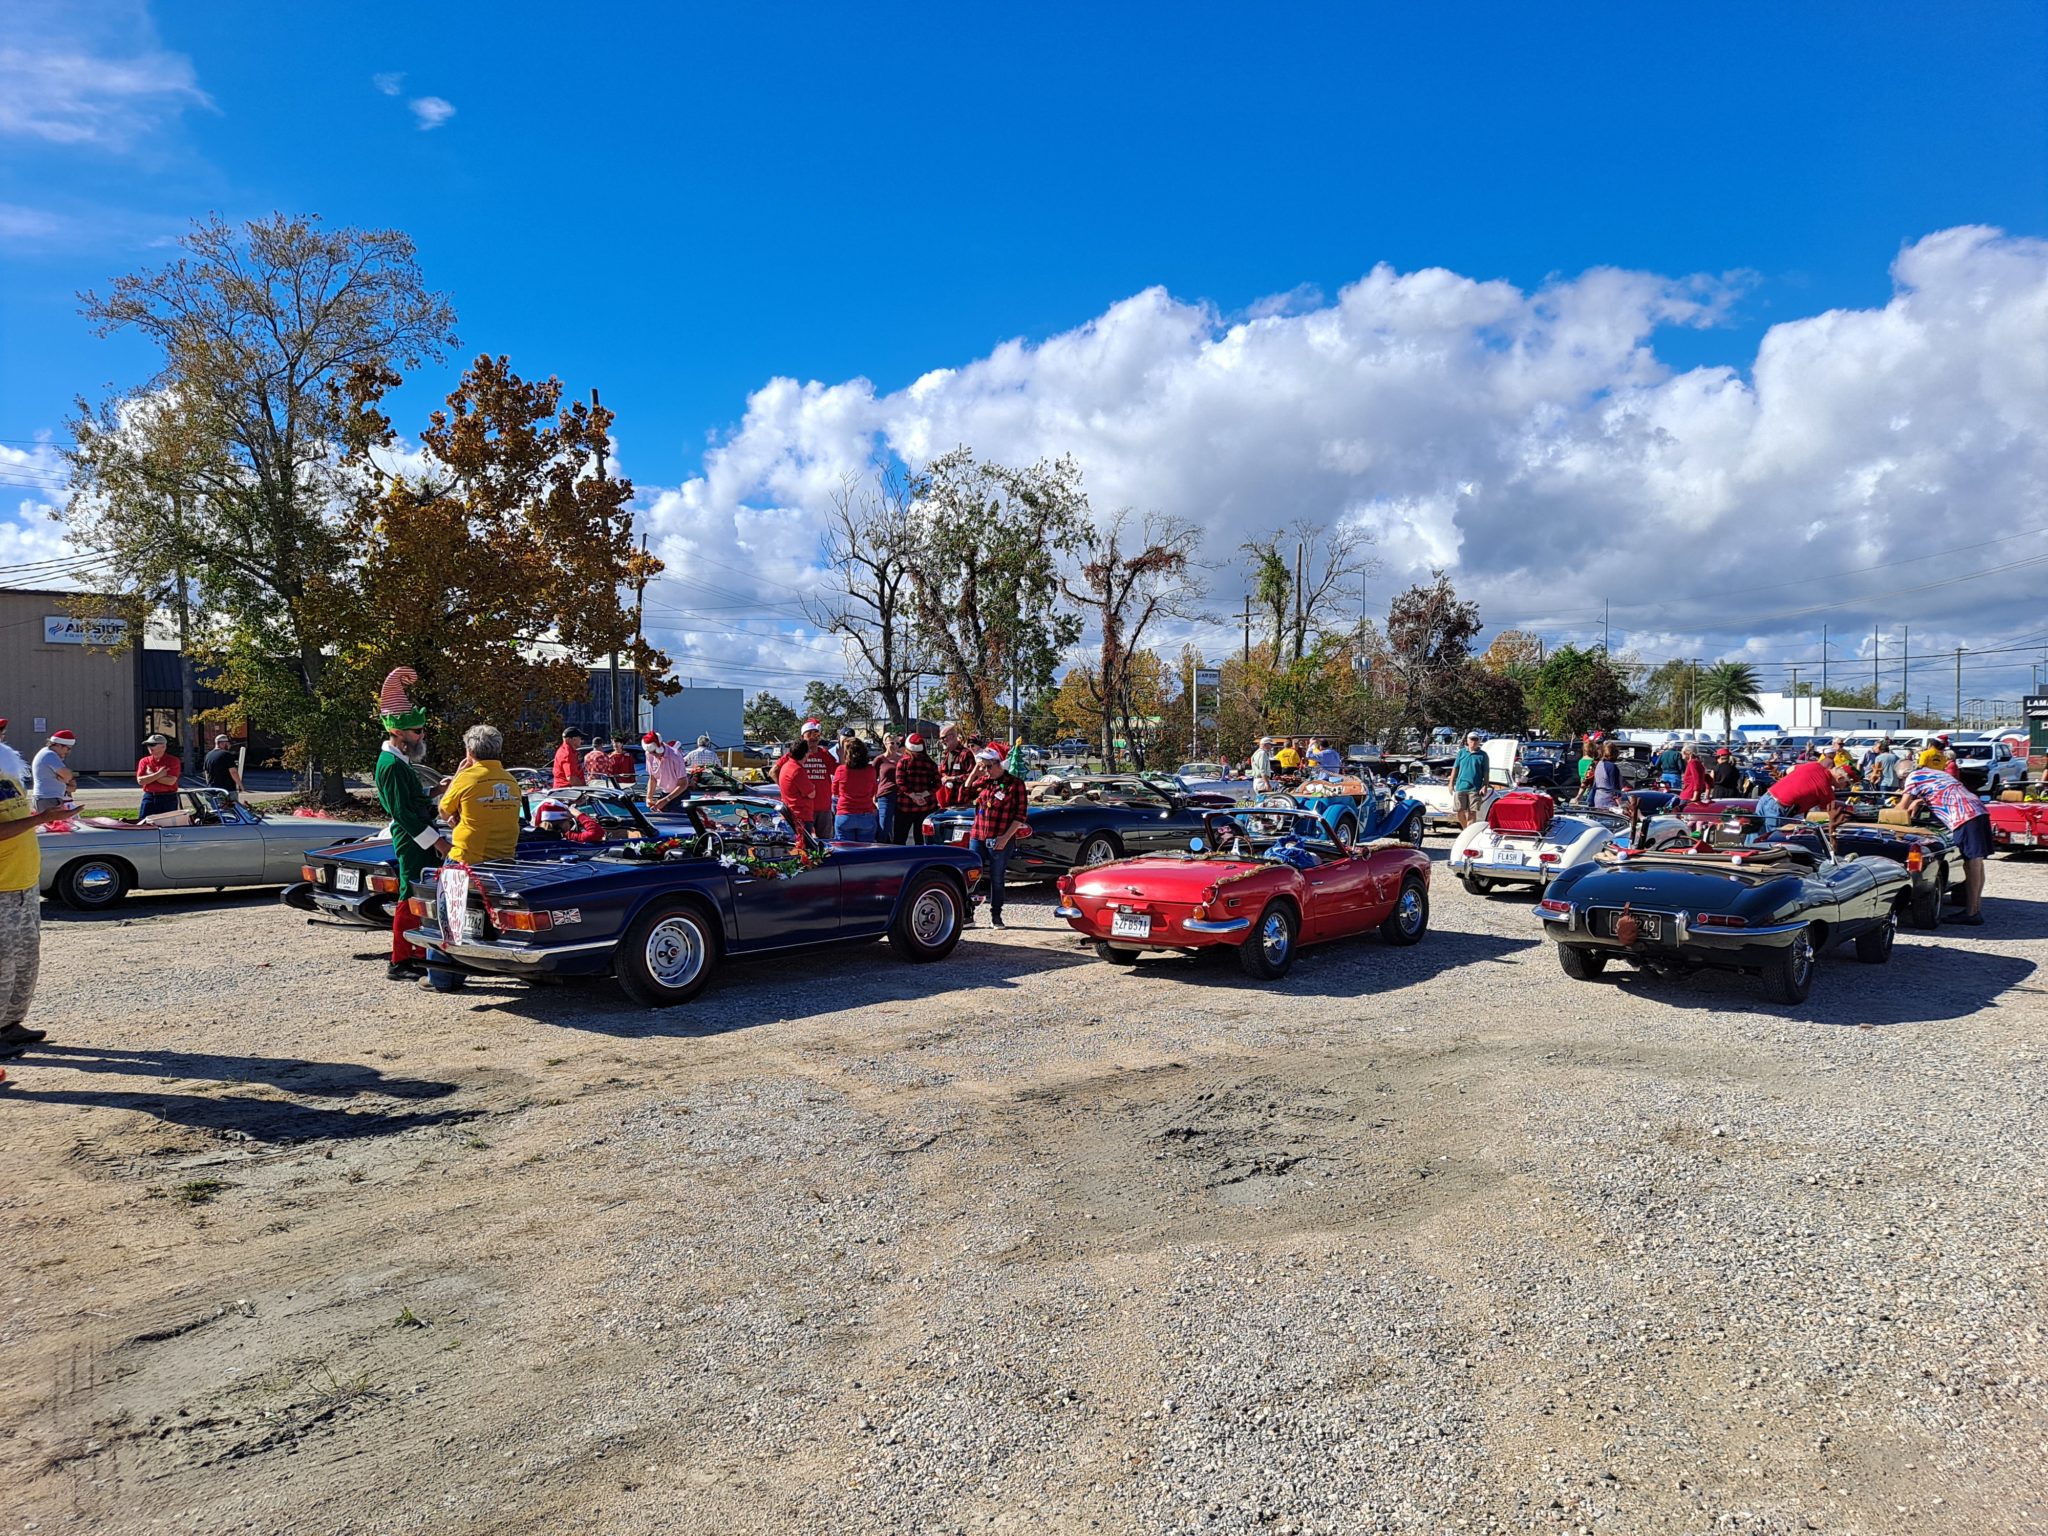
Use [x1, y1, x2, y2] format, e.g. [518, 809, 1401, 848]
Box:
[1111, 911, 1152, 939]
[1604, 910, 1661, 942]
[1496, 849, 1524, 865]
[335, 868, 360, 893]
[2015, 833, 2037, 847]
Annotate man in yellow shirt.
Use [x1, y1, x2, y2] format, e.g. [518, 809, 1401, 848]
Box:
[0, 724, 73, 1053]
[439, 724, 522, 866]
[1274, 740, 1302, 774]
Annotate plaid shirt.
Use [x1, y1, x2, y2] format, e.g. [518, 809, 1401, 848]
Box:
[971, 770, 1029, 842]
[893, 749, 940, 809]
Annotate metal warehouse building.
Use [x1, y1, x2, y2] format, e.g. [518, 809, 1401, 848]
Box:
[0, 590, 141, 774]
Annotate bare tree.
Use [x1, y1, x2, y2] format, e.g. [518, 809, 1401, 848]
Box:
[802, 468, 929, 729]
[1061, 508, 1205, 770]
[1240, 520, 1377, 664]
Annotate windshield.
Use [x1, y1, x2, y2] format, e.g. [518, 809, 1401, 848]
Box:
[1954, 745, 1994, 760]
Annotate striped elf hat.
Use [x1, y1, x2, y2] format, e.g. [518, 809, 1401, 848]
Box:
[378, 667, 428, 731]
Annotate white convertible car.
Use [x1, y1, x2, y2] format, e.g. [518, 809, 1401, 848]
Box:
[1401, 769, 1498, 834]
[37, 788, 371, 911]
[1446, 790, 1688, 895]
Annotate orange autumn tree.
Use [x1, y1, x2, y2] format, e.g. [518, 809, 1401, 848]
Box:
[331, 355, 672, 762]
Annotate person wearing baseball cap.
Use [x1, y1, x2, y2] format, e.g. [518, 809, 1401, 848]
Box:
[1451, 731, 1488, 827]
[31, 729, 78, 813]
[966, 744, 1027, 927]
[892, 732, 939, 844]
[0, 716, 74, 1053]
[1710, 744, 1743, 799]
[136, 732, 182, 818]
[552, 727, 587, 789]
[203, 733, 245, 802]
[799, 720, 837, 842]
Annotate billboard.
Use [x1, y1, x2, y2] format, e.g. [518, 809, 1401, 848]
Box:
[44, 615, 129, 646]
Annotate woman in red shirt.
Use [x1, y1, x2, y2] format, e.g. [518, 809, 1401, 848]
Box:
[1678, 743, 1712, 804]
[832, 739, 879, 842]
[776, 741, 815, 839]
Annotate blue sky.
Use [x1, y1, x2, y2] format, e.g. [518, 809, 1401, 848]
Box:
[5, 1, 2048, 707]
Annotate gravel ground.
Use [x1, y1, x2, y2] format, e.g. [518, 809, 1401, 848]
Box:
[3, 846, 2044, 1534]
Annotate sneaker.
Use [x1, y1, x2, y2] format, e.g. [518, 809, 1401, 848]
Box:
[1944, 911, 1985, 926]
[0, 1023, 46, 1046]
[990, 912, 1006, 928]
[386, 961, 421, 981]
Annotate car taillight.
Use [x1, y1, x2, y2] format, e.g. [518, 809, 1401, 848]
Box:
[404, 896, 426, 921]
[368, 874, 400, 894]
[301, 864, 319, 883]
[1536, 898, 1572, 916]
[1537, 852, 1559, 863]
[494, 908, 553, 933]
[1056, 875, 1073, 896]
[1694, 913, 1750, 929]
[921, 818, 936, 837]
[1906, 846, 1924, 872]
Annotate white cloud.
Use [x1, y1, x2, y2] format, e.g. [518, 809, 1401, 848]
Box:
[0, 1, 211, 151]
[409, 96, 455, 131]
[372, 71, 405, 96]
[637, 227, 2048, 704]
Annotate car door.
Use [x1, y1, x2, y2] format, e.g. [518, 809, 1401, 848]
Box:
[1299, 847, 1378, 939]
[156, 796, 259, 884]
[728, 861, 844, 948]
[1120, 794, 1198, 855]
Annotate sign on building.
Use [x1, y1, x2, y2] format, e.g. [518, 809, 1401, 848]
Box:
[43, 615, 129, 647]
[1193, 668, 1220, 689]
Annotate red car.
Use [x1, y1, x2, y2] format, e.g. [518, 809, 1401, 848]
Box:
[1053, 808, 1430, 979]
[1989, 797, 2048, 852]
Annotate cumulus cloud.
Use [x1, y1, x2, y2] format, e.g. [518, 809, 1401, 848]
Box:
[638, 227, 2048, 702]
[0, 0, 212, 151]
[409, 96, 455, 131]
[372, 71, 405, 96]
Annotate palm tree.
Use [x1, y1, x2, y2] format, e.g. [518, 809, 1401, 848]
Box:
[1696, 661, 1763, 744]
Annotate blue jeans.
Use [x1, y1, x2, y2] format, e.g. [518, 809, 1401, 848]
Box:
[835, 811, 878, 842]
[875, 794, 896, 843]
[1660, 772, 1681, 790]
[1753, 793, 1785, 833]
[969, 836, 1010, 914]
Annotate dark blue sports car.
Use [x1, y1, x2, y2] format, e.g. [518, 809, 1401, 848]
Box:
[401, 796, 984, 1006]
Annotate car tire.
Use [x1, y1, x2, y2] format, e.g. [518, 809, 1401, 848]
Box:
[56, 857, 130, 912]
[615, 901, 719, 1007]
[1853, 907, 1897, 965]
[1908, 878, 1943, 930]
[888, 874, 963, 963]
[1075, 834, 1120, 867]
[1557, 945, 1607, 980]
[1403, 812, 1425, 849]
[1761, 927, 1816, 1005]
[1239, 901, 1297, 980]
[1460, 871, 1492, 896]
[1092, 940, 1141, 965]
[1379, 875, 1428, 946]
[1332, 815, 1357, 848]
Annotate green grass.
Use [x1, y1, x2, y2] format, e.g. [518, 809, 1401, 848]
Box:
[172, 1178, 224, 1206]
[392, 1305, 426, 1329]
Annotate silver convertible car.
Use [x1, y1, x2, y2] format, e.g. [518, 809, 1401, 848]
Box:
[37, 788, 372, 912]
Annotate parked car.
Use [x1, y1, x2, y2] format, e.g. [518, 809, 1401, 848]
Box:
[39, 789, 372, 912]
[923, 773, 1218, 877]
[1256, 773, 1426, 848]
[402, 796, 983, 1006]
[1989, 793, 2048, 854]
[1673, 795, 1961, 928]
[1448, 789, 1688, 895]
[1054, 807, 1429, 978]
[1947, 738, 2027, 795]
[1536, 834, 1908, 1005]
[1398, 767, 1496, 834]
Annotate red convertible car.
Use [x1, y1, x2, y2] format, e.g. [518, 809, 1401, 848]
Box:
[1053, 809, 1430, 978]
[1989, 794, 2048, 853]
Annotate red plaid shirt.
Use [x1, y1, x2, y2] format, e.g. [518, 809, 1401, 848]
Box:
[893, 749, 939, 809]
[971, 771, 1029, 842]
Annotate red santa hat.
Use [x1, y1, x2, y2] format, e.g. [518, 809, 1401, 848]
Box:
[49, 729, 76, 744]
[642, 731, 661, 744]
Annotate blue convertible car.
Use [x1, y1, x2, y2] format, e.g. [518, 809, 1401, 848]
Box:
[402, 797, 984, 1006]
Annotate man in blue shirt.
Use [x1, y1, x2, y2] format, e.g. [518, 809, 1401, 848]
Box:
[1312, 738, 1343, 775]
[1452, 731, 1488, 827]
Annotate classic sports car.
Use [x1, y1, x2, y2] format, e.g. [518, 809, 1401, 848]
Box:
[1673, 797, 1961, 928]
[1054, 808, 1429, 978]
[1401, 769, 1499, 835]
[38, 788, 372, 911]
[1447, 790, 1687, 895]
[1989, 792, 2048, 854]
[402, 796, 983, 1007]
[922, 773, 1220, 876]
[1258, 774, 1426, 848]
[288, 788, 677, 926]
[1536, 834, 1909, 1005]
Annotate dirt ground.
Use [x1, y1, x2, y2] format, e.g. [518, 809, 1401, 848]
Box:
[4, 849, 2045, 1535]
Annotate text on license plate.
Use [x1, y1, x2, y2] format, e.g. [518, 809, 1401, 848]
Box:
[1607, 910, 1660, 941]
[1111, 911, 1152, 939]
[335, 868, 360, 892]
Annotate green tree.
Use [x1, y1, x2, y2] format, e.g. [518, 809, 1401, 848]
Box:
[1240, 521, 1376, 664]
[1530, 645, 1636, 739]
[800, 680, 871, 734]
[1427, 662, 1529, 735]
[906, 448, 1085, 737]
[743, 692, 800, 742]
[1696, 661, 1763, 744]
[1386, 571, 1482, 744]
[68, 213, 457, 801]
[1060, 507, 1203, 769]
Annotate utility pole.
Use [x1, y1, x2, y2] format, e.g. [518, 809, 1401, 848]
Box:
[1601, 600, 1609, 655]
[592, 386, 620, 742]
[171, 492, 199, 778]
[1873, 624, 1880, 703]
[1293, 541, 1305, 664]
[631, 531, 650, 737]
[1901, 624, 1908, 714]
[1821, 623, 1828, 702]
[1789, 666, 1800, 730]
[1241, 594, 1250, 666]
[1955, 647, 1963, 727]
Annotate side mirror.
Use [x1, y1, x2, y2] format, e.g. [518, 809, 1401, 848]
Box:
[1188, 836, 1206, 853]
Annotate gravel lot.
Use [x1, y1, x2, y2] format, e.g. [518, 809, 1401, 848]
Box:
[5, 847, 2045, 1534]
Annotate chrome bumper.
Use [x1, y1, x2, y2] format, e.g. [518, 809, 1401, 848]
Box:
[1054, 904, 1083, 918]
[403, 930, 614, 967]
[1181, 917, 1251, 934]
[1453, 858, 1552, 882]
[1537, 908, 1810, 946]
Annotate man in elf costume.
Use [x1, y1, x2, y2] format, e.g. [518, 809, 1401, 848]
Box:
[374, 668, 452, 982]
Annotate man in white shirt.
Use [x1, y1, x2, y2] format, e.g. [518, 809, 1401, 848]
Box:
[31, 729, 78, 812]
[644, 732, 690, 809]
[681, 734, 720, 775]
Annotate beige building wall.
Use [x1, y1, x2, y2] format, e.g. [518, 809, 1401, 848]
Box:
[0, 591, 139, 775]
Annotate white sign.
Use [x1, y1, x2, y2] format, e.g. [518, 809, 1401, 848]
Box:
[1193, 667, 1220, 689]
[43, 615, 129, 647]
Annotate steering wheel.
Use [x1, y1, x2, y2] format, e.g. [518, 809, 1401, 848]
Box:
[695, 831, 725, 859]
[1202, 810, 1251, 854]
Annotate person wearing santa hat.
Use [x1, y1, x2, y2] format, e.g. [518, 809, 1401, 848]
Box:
[892, 732, 938, 844]
[32, 729, 78, 812]
[799, 719, 837, 843]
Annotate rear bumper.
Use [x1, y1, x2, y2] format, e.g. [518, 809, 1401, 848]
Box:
[1450, 856, 1553, 885]
[1537, 904, 1808, 961]
[404, 929, 615, 975]
[290, 884, 390, 923]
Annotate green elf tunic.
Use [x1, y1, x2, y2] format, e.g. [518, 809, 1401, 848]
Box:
[375, 745, 443, 892]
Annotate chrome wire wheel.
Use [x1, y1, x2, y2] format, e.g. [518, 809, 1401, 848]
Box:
[909, 884, 957, 947]
[1789, 929, 1813, 986]
[1260, 909, 1291, 965]
[645, 915, 707, 990]
[1396, 885, 1424, 936]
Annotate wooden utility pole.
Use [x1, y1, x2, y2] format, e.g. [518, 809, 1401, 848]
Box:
[1901, 625, 1909, 714]
[592, 387, 620, 741]
[1242, 594, 1250, 665]
[632, 530, 650, 738]
[1955, 647, 1964, 726]
[1293, 541, 1305, 664]
[1821, 623, 1829, 702]
[1873, 624, 1880, 702]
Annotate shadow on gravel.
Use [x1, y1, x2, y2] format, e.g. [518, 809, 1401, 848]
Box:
[41, 888, 277, 923]
[452, 933, 1098, 1039]
[1964, 891, 2048, 940]
[1049, 923, 1529, 996]
[0, 1047, 470, 1142]
[1555, 940, 2035, 1027]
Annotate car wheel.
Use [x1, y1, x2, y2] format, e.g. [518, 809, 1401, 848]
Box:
[1853, 906, 1897, 964]
[1092, 940, 1141, 966]
[1380, 875, 1428, 946]
[57, 857, 130, 912]
[1761, 927, 1816, 1005]
[888, 874, 963, 963]
[1460, 871, 1492, 896]
[1332, 815, 1357, 849]
[615, 901, 718, 1007]
[1076, 835, 1120, 867]
[1238, 901, 1297, 980]
[1908, 877, 1943, 930]
[1557, 945, 1607, 980]
[1404, 812, 1425, 849]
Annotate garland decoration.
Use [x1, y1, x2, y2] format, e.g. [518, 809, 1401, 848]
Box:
[718, 840, 829, 878]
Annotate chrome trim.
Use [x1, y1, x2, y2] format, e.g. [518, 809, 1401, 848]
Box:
[1182, 917, 1252, 934]
[1457, 859, 1552, 881]
[1535, 905, 1572, 924]
[1053, 904, 1084, 918]
[403, 931, 616, 964]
